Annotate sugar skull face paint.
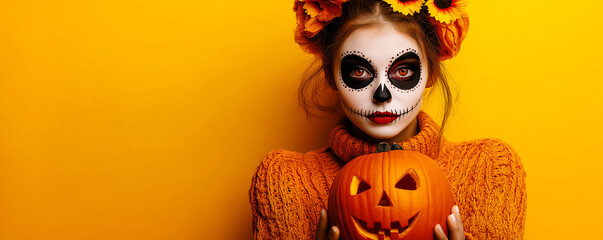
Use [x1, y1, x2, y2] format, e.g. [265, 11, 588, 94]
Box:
[335, 24, 427, 140]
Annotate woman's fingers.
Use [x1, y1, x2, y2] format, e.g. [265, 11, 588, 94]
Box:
[446, 205, 465, 240]
[316, 209, 328, 240]
[447, 213, 463, 240]
[316, 209, 339, 240]
[328, 226, 340, 240]
[452, 205, 464, 234]
[435, 205, 465, 240]
[434, 224, 448, 240]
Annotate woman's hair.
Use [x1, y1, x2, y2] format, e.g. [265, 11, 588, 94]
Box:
[298, 0, 454, 139]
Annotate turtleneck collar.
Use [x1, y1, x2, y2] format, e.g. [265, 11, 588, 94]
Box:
[329, 111, 442, 162]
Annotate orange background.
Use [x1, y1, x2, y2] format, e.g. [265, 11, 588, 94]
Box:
[1, 0, 602, 239]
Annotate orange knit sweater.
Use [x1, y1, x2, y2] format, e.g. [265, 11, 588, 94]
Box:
[249, 111, 527, 239]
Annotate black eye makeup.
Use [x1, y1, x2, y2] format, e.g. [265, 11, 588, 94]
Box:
[340, 54, 375, 89]
[387, 52, 421, 90]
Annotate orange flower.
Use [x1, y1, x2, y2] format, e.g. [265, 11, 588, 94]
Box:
[294, 12, 323, 54]
[294, 1, 327, 38]
[432, 13, 469, 60]
[294, 0, 351, 54]
[383, 0, 425, 16]
[425, 0, 468, 24]
[302, 0, 347, 22]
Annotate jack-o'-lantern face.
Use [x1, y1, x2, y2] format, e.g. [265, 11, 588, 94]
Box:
[328, 149, 454, 240]
[348, 168, 421, 239]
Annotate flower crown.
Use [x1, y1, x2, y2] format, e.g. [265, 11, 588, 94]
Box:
[294, 0, 469, 61]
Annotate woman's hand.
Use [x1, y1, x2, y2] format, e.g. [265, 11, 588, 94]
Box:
[434, 205, 465, 240]
[316, 209, 339, 240]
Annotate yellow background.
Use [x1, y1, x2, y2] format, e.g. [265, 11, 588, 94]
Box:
[1, 0, 602, 239]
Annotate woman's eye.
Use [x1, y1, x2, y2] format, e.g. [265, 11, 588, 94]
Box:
[340, 54, 375, 89]
[387, 52, 421, 90]
[398, 68, 410, 77]
[354, 69, 365, 76]
[391, 67, 414, 80]
[349, 68, 372, 80]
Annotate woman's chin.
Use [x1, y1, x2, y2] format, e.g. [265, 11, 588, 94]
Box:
[365, 127, 404, 141]
[351, 121, 406, 141]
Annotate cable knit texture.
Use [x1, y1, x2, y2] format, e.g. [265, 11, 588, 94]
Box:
[249, 111, 527, 239]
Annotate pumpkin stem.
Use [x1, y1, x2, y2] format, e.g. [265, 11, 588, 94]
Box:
[375, 142, 403, 153]
[391, 143, 403, 150]
[376, 142, 391, 153]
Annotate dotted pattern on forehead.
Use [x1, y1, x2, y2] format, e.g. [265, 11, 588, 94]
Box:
[385, 48, 423, 94]
[339, 50, 376, 92]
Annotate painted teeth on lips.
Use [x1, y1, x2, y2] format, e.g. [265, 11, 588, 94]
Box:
[367, 111, 400, 124]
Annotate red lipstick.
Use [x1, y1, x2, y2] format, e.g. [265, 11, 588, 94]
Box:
[368, 111, 400, 124]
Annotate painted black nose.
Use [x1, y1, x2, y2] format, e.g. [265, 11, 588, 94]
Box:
[373, 84, 392, 103]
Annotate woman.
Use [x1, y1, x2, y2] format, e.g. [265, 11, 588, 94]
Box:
[250, 0, 527, 239]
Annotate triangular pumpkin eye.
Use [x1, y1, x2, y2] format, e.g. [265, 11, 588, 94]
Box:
[357, 181, 371, 194]
[395, 170, 417, 190]
[350, 175, 371, 195]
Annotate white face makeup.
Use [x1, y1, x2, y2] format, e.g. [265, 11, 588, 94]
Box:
[335, 24, 427, 140]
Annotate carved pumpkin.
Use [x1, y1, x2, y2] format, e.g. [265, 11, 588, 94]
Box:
[328, 143, 454, 240]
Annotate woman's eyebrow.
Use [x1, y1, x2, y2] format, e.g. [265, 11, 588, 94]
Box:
[392, 51, 420, 62]
[342, 54, 371, 62]
[341, 54, 374, 68]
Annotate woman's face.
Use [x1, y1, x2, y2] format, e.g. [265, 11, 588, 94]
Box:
[335, 24, 427, 140]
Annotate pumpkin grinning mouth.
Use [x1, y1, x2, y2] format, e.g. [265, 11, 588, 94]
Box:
[351, 211, 420, 240]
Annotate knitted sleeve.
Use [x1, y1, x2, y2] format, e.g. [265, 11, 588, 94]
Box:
[448, 139, 527, 240]
[249, 150, 323, 240]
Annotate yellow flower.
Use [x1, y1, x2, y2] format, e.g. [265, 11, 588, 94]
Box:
[383, 0, 425, 16]
[425, 0, 468, 24]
